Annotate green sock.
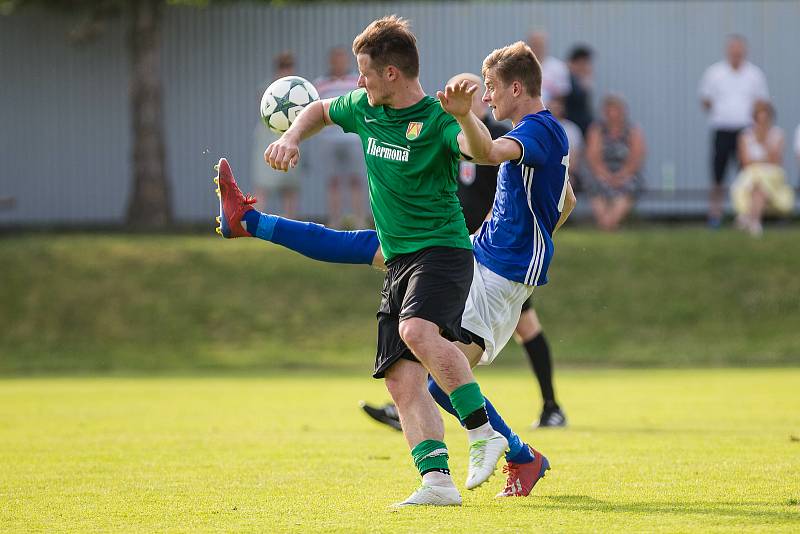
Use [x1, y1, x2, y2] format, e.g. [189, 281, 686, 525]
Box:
[411, 439, 449, 476]
[449, 382, 486, 422]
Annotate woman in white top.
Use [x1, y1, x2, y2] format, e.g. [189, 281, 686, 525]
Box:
[732, 100, 794, 236]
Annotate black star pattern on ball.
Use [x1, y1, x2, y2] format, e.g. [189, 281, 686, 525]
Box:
[273, 79, 309, 115]
[273, 94, 294, 116]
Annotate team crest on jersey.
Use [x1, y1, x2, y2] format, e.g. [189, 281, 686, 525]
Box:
[406, 122, 423, 140]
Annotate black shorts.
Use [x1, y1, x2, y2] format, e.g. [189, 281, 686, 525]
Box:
[373, 246, 474, 379]
[712, 129, 743, 185]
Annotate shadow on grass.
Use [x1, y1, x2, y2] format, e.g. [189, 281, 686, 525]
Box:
[518, 494, 799, 520]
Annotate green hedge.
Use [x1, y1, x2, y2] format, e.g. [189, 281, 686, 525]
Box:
[1, 227, 798, 374]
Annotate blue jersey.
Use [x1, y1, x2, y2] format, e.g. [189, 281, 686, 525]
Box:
[473, 110, 569, 286]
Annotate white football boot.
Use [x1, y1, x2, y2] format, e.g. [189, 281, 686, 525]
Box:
[465, 431, 509, 490]
[391, 485, 462, 508]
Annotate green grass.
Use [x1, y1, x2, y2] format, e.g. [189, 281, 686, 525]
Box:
[1, 369, 798, 532]
[1, 227, 799, 373]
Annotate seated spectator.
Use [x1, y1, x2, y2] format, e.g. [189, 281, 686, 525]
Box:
[731, 100, 794, 237]
[585, 94, 646, 231]
[548, 97, 584, 190]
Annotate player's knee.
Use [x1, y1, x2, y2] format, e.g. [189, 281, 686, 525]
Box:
[398, 318, 432, 353]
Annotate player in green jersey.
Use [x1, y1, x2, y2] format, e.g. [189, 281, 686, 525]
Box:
[263, 16, 506, 507]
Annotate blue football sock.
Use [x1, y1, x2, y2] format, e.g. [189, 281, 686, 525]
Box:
[507, 440, 536, 464]
[248, 211, 379, 265]
[243, 210, 261, 235]
[427, 375, 460, 420]
[485, 398, 528, 462]
[426, 376, 530, 462]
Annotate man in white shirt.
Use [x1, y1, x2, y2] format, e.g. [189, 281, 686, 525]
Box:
[528, 31, 570, 105]
[699, 35, 769, 227]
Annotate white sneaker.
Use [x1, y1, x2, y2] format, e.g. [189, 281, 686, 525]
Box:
[465, 431, 509, 490]
[391, 484, 462, 508]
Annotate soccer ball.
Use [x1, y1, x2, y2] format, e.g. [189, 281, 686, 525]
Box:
[260, 76, 320, 135]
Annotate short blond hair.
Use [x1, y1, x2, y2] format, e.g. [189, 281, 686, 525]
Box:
[352, 15, 419, 78]
[481, 41, 541, 97]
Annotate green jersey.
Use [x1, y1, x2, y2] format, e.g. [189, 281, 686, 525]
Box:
[328, 88, 472, 261]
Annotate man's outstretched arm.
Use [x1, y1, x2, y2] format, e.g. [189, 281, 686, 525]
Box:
[437, 81, 521, 166]
[264, 98, 335, 172]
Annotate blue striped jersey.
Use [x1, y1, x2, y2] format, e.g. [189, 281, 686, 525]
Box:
[472, 110, 570, 286]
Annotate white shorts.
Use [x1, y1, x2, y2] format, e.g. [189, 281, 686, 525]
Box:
[461, 258, 535, 365]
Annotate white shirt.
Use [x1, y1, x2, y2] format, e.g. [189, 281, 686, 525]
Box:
[741, 127, 783, 163]
[698, 60, 769, 129]
[540, 56, 570, 104]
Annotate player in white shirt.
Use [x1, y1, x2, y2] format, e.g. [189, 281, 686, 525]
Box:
[698, 35, 769, 227]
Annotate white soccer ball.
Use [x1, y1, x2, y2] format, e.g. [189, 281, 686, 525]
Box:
[260, 76, 320, 134]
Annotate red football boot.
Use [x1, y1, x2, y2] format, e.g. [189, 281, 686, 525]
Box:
[496, 446, 550, 497]
[214, 158, 257, 238]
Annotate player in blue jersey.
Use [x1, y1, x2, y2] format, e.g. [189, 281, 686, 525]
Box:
[214, 41, 575, 498]
[441, 41, 573, 290]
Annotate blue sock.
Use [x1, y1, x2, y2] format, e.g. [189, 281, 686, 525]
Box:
[427, 375, 460, 420]
[243, 210, 261, 235]
[246, 211, 379, 265]
[426, 376, 532, 463]
[507, 439, 536, 464]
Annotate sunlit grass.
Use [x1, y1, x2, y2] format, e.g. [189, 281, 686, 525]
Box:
[1, 369, 798, 532]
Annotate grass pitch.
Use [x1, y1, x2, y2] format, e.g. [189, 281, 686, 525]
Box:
[2, 368, 798, 532]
